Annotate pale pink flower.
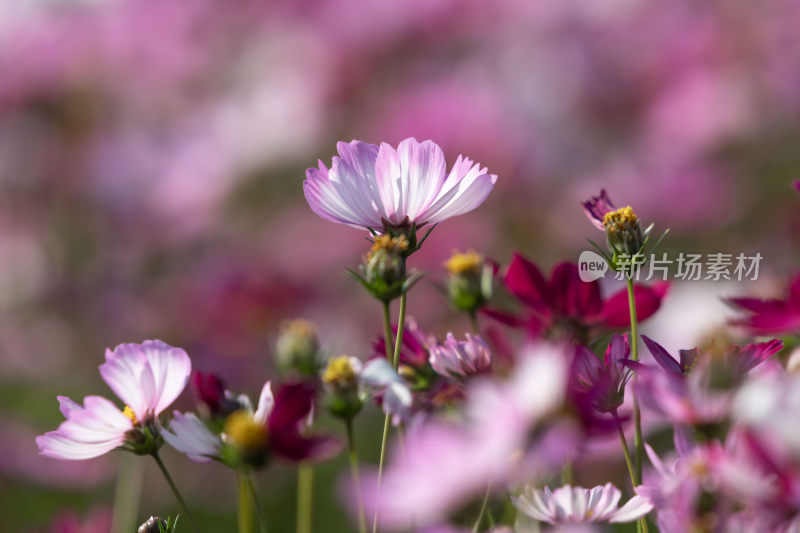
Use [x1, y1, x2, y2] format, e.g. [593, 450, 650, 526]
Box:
[512, 483, 653, 525]
[428, 332, 492, 378]
[303, 137, 497, 231]
[36, 340, 191, 460]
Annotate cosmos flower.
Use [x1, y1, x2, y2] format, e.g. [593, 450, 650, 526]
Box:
[727, 273, 800, 335]
[512, 483, 653, 525]
[497, 253, 668, 340]
[36, 340, 191, 461]
[428, 333, 492, 379]
[163, 381, 338, 465]
[303, 137, 497, 232]
[570, 334, 632, 416]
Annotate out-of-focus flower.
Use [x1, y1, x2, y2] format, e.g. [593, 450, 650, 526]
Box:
[192, 371, 240, 418]
[360, 343, 579, 528]
[428, 332, 492, 379]
[570, 334, 632, 415]
[444, 250, 493, 315]
[728, 273, 800, 335]
[36, 340, 191, 460]
[322, 355, 364, 420]
[581, 190, 617, 231]
[641, 334, 782, 383]
[512, 483, 653, 525]
[164, 381, 338, 467]
[498, 253, 668, 340]
[275, 319, 323, 377]
[41, 507, 111, 533]
[372, 316, 430, 369]
[303, 138, 497, 234]
[360, 358, 413, 425]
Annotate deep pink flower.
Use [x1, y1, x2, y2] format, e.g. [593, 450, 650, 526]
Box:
[728, 273, 800, 335]
[192, 371, 237, 417]
[581, 190, 617, 230]
[36, 340, 191, 460]
[303, 138, 497, 231]
[570, 334, 632, 416]
[498, 253, 668, 340]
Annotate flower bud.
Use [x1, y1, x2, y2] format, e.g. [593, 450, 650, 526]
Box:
[275, 319, 322, 377]
[193, 372, 241, 417]
[138, 516, 168, 533]
[603, 206, 645, 257]
[364, 235, 408, 299]
[322, 355, 363, 420]
[444, 250, 492, 314]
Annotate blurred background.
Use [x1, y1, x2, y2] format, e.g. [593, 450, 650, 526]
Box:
[2, 0, 800, 530]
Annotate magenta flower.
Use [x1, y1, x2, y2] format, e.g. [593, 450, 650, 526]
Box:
[37, 340, 191, 460]
[570, 334, 632, 415]
[728, 273, 800, 335]
[581, 190, 617, 230]
[642, 335, 782, 381]
[512, 483, 653, 525]
[498, 253, 668, 340]
[303, 138, 497, 231]
[428, 332, 492, 378]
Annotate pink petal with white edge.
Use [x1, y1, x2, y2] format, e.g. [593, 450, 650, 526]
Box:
[254, 381, 274, 425]
[609, 494, 654, 523]
[36, 395, 132, 460]
[99, 340, 191, 421]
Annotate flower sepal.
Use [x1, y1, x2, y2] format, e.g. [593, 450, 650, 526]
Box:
[121, 422, 164, 457]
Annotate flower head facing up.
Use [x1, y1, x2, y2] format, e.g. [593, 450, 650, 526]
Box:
[512, 483, 653, 525]
[582, 190, 654, 259]
[322, 355, 364, 419]
[37, 340, 192, 460]
[303, 138, 497, 238]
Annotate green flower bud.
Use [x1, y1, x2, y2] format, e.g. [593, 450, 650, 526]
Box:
[444, 250, 492, 314]
[602, 206, 645, 257]
[322, 356, 363, 420]
[275, 319, 322, 376]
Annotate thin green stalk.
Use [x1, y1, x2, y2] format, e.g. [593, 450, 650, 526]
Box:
[561, 460, 573, 486]
[237, 471, 254, 533]
[247, 474, 268, 533]
[472, 483, 492, 532]
[626, 277, 644, 483]
[111, 453, 143, 533]
[469, 310, 479, 335]
[614, 413, 649, 533]
[382, 301, 393, 361]
[296, 462, 313, 533]
[151, 452, 199, 533]
[373, 293, 408, 533]
[347, 418, 368, 533]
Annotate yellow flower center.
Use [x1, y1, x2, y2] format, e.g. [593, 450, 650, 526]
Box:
[368, 234, 409, 260]
[323, 356, 357, 385]
[224, 410, 267, 451]
[602, 206, 638, 232]
[444, 250, 484, 274]
[122, 405, 138, 425]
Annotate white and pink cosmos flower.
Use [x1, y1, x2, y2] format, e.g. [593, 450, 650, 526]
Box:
[36, 340, 191, 460]
[512, 483, 653, 525]
[428, 332, 492, 378]
[303, 137, 497, 231]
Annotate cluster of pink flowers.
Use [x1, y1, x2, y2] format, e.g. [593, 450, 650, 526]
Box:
[34, 138, 800, 533]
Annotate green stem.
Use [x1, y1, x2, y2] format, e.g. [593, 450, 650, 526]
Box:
[469, 310, 479, 335]
[561, 460, 573, 486]
[111, 453, 143, 533]
[237, 471, 254, 533]
[615, 414, 649, 533]
[472, 483, 492, 532]
[381, 301, 393, 361]
[373, 293, 408, 533]
[347, 418, 368, 533]
[626, 277, 644, 484]
[151, 452, 199, 533]
[247, 474, 268, 533]
[296, 462, 313, 533]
